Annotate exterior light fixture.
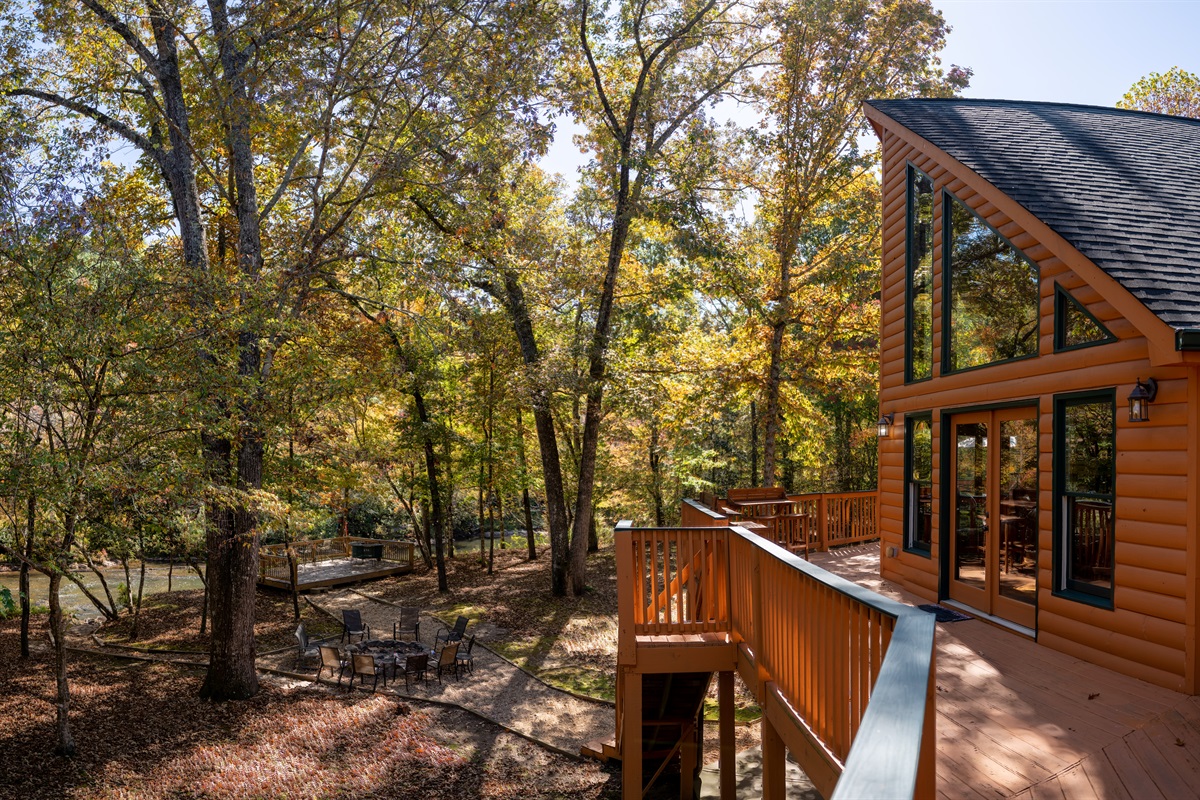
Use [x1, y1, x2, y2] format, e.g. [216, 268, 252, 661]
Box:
[1128, 377, 1157, 423]
[877, 413, 895, 438]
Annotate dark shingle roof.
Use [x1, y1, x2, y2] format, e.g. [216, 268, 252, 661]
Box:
[866, 98, 1200, 331]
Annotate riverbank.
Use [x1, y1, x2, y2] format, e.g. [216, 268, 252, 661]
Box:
[0, 563, 205, 620]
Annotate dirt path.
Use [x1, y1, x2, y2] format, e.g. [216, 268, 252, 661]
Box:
[309, 588, 614, 756]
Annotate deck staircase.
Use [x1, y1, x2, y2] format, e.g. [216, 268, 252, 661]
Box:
[582, 672, 712, 794]
[580, 671, 710, 762]
[595, 519, 937, 800]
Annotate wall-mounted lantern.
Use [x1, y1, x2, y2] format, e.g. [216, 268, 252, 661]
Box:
[877, 413, 895, 438]
[1128, 378, 1157, 423]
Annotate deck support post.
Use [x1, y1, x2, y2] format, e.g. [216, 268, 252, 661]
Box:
[622, 670, 642, 800]
[680, 720, 697, 799]
[719, 670, 735, 800]
[761, 713, 785, 800]
[915, 643, 938, 798]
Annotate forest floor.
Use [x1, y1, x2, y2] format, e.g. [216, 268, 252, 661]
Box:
[0, 543, 761, 799]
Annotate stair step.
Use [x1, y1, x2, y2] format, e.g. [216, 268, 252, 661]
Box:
[581, 736, 620, 762]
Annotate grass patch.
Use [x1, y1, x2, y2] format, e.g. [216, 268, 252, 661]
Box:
[702, 698, 762, 724]
[537, 665, 616, 701]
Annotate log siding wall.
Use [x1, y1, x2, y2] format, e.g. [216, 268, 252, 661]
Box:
[875, 124, 1200, 693]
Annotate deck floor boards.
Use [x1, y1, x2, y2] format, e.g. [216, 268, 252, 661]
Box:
[809, 546, 1200, 799]
[259, 557, 413, 590]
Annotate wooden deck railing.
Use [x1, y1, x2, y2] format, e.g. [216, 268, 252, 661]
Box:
[684, 490, 879, 553]
[258, 536, 415, 587]
[787, 491, 878, 550]
[616, 522, 935, 799]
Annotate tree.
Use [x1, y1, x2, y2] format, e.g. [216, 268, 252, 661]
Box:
[565, 0, 766, 593]
[0, 148, 181, 754]
[1118, 66, 1200, 119]
[750, 0, 967, 485]
[7, 0, 559, 695]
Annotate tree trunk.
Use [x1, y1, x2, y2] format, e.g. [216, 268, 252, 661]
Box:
[47, 571, 75, 756]
[762, 201, 796, 486]
[287, 548, 301, 620]
[130, 528, 147, 640]
[121, 556, 132, 614]
[63, 562, 118, 622]
[442, 427, 455, 560]
[412, 387, 447, 592]
[197, 0, 271, 703]
[650, 418, 665, 527]
[750, 401, 759, 488]
[199, 500, 260, 700]
[495, 270, 569, 594]
[487, 500, 495, 576]
[517, 411, 537, 561]
[570, 194, 635, 596]
[189, 558, 208, 636]
[19, 494, 33, 658]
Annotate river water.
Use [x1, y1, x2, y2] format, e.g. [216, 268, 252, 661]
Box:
[0, 564, 205, 619]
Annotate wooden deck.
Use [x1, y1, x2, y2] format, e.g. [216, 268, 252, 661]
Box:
[258, 557, 414, 590]
[810, 545, 1200, 799]
[257, 537, 416, 590]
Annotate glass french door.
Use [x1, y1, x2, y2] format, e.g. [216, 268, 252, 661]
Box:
[948, 408, 1039, 630]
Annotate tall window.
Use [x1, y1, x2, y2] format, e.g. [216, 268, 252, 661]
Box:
[906, 166, 934, 382]
[905, 413, 933, 552]
[1055, 392, 1116, 603]
[944, 193, 1039, 372]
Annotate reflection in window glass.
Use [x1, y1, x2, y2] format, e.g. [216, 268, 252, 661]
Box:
[1057, 287, 1114, 350]
[953, 422, 987, 588]
[906, 415, 932, 551]
[1058, 396, 1115, 598]
[999, 418, 1038, 605]
[947, 195, 1039, 371]
[907, 168, 934, 381]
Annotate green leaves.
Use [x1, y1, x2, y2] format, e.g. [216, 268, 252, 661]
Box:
[1118, 67, 1200, 119]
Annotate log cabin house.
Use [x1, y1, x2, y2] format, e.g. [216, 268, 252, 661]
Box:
[865, 98, 1200, 693]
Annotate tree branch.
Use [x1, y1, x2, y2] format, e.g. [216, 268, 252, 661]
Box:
[7, 89, 159, 157]
[79, 0, 161, 77]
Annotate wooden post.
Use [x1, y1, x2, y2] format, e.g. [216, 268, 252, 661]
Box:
[915, 643, 938, 798]
[817, 495, 829, 552]
[680, 720, 697, 799]
[616, 522, 637, 665]
[761, 714, 785, 800]
[622, 670, 642, 800]
[719, 670, 735, 800]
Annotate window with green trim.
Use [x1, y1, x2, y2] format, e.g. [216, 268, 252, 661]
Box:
[1054, 392, 1115, 603]
[1054, 284, 1115, 351]
[945, 193, 1039, 372]
[904, 413, 933, 552]
[906, 166, 934, 382]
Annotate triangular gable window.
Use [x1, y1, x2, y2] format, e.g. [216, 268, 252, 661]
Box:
[1054, 285, 1115, 351]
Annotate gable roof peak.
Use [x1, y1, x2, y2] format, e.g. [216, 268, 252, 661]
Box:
[867, 97, 1200, 334]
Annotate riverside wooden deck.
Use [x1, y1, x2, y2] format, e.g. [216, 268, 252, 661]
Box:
[257, 536, 415, 590]
[810, 545, 1200, 799]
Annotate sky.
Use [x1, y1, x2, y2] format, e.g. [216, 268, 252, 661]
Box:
[539, 0, 1200, 184]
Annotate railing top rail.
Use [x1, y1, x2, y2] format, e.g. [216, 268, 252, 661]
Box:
[829, 611, 936, 800]
[618, 521, 905, 622]
[680, 498, 728, 521]
[788, 489, 878, 501]
[727, 525, 911, 621]
[616, 523, 731, 533]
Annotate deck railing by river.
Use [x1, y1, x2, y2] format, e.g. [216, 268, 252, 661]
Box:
[258, 536, 415, 590]
[615, 522, 935, 799]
